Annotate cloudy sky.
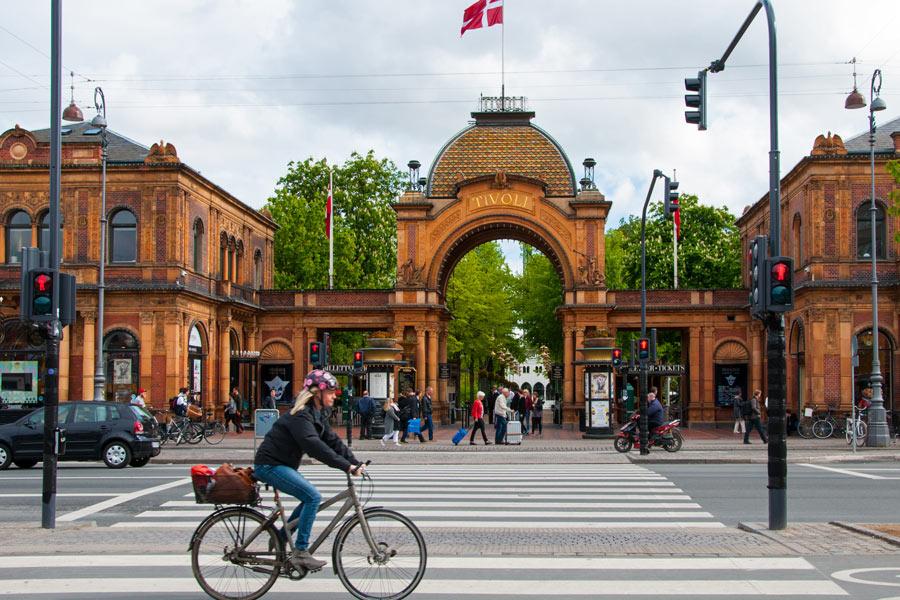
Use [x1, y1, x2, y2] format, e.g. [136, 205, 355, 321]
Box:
[2, 1, 898, 273]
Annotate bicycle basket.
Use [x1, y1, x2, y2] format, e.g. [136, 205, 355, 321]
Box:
[205, 464, 259, 505]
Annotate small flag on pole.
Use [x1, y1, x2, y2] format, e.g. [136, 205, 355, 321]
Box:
[325, 173, 332, 239]
[674, 205, 681, 240]
[461, 0, 503, 36]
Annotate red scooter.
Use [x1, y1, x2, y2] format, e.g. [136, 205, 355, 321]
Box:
[614, 412, 683, 453]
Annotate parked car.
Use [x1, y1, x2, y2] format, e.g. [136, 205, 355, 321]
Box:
[0, 401, 161, 470]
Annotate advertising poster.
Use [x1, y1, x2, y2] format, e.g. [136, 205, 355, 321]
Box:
[113, 359, 133, 384]
[193, 359, 202, 393]
[589, 400, 610, 428]
[715, 364, 747, 407]
[261, 364, 292, 403]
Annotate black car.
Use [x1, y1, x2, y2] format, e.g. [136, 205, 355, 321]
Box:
[0, 401, 161, 470]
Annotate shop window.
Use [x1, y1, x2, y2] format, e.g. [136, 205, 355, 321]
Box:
[857, 202, 886, 259]
[6, 210, 31, 264]
[109, 209, 137, 263]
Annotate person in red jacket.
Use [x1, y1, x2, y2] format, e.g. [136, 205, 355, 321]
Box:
[469, 391, 492, 445]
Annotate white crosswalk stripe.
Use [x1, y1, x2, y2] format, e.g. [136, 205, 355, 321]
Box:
[107, 464, 725, 530]
[0, 554, 849, 597]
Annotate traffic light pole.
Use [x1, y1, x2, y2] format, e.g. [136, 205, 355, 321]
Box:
[639, 170, 662, 455]
[42, 0, 63, 529]
[708, 0, 786, 529]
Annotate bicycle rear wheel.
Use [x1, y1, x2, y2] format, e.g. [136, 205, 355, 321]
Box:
[205, 421, 227, 445]
[798, 418, 814, 439]
[186, 422, 204, 444]
[333, 508, 427, 600]
[191, 506, 281, 600]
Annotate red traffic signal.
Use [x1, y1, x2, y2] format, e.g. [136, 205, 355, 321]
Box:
[638, 338, 650, 361]
[611, 347, 622, 367]
[34, 273, 52, 292]
[353, 351, 364, 370]
[309, 341, 322, 365]
[771, 260, 789, 282]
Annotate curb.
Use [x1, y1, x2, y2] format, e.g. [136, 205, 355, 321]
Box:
[628, 453, 900, 465]
[831, 521, 900, 548]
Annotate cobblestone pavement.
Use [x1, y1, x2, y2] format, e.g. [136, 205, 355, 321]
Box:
[739, 521, 900, 555]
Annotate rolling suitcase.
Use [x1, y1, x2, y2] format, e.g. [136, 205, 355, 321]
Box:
[506, 419, 523, 445]
[452, 427, 468, 445]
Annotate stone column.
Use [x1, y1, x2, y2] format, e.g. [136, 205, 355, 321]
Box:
[165, 313, 183, 399]
[574, 326, 586, 422]
[438, 326, 448, 425]
[292, 327, 304, 385]
[140, 312, 154, 402]
[689, 326, 702, 424]
[81, 311, 96, 400]
[59, 323, 70, 402]
[563, 326, 575, 426]
[427, 325, 439, 397]
[218, 319, 232, 416]
[415, 327, 426, 393]
[702, 327, 715, 422]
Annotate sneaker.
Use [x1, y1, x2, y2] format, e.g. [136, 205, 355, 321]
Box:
[469, 441, 476, 445]
[380, 439, 386, 447]
[394, 442, 401, 446]
[743, 441, 751, 445]
[290, 549, 326, 571]
[485, 441, 492, 445]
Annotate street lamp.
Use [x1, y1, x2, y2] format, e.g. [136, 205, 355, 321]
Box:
[845, 68, 889, 447]
[88, 87, 108, 402]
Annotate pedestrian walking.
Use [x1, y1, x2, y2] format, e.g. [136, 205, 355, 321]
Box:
[732, 391, 746, 434]
[262, 388, 277, 410]
[531, 394, 544, 436]
[421, 386, 435, 441]
[381, 398, 401, 447]
[469, 391, 492, 445]
[744, 389, 768, 444]
[494, 387, 511, 445]
[400, 390, 426, 444]
[227, 387, 245, 433]
[357, 390, 374, 440]
[522, 389, 533, 435]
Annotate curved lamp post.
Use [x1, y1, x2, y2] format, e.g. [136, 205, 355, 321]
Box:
[845, 69, 889, 447]
[90, 87, 108, 402]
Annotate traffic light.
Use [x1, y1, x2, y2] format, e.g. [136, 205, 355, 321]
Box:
[767, 256, 794, 313]
[26, 269, 55, 323]
[663, 176, 679, 216]
[353, 350, 364, 370]
[684, 70, 707, 130]
[749, 235, 768, 318]
[611, 348, 622, 368]
[638, 338, 650, 363]
[309, 341, 322, 367]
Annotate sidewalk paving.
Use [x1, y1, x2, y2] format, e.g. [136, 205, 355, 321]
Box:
[155, 423, 900, 465]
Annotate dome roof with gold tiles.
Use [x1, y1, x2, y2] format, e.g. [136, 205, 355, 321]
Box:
[426, 109, 577, 198]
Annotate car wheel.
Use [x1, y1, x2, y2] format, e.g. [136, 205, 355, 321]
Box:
[103, 441, 132, 469]
[13, 459, 38, 469]
[0, 444, 11, 470]
[129, 456, 151, 468]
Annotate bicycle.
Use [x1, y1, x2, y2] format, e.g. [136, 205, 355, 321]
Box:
[157, 412, 197, 446]
[189, 461, 427, 600]
[191, 410, 227, 445]
[811, 407, 838, 439]
[798, 405, 817, 439]
[845, 409, 867, 446]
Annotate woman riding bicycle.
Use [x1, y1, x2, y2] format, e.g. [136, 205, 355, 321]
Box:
[253, 369, 366, 572]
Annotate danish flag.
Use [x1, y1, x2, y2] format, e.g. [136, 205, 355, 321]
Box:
[461, 0, 503, 36]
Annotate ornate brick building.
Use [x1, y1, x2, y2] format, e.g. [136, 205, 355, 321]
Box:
[2, 107, 897, 428]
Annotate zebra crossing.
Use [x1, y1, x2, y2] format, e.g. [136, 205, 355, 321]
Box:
[0, 554, 850, 597]
[110, 463, 726, 530]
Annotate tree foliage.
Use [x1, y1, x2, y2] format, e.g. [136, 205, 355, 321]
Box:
[605, 194, 741, 290]
[888, 160, 900, 243]
[265, 151, 405, 289]
[512, 246, 564, 361]
[445, 242, 522, 378]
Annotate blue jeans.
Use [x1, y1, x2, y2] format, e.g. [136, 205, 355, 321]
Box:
[423, 415, 434, 440]
[253, 464, 321, 551]
[494, 416, 508, 444]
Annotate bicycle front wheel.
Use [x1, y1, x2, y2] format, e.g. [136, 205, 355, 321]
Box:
[812, 419, 833, 439]
[205, 421, 227, 445]
[333, 508, 427, 600]
[798, 418, 814, 439]
[186, 422, 204, 444]
[191, 507, 282, 600]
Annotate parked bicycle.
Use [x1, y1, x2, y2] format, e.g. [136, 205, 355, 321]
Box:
[156, 411, 197, 446]
[190, 461, 426, 600]
[845, 409, 867, 446]
[193, 410, 226, 445]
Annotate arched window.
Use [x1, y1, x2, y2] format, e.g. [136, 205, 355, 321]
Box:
[103, 329, 140, 403]
[219, 232, 228, 280]
[38, 211, 50, 252]
[109, 209, 137, 263]
[227, 237, 235, 281]
[5, 210, 31, 264]
[253, 249, 262, 288]
[792, 213, 802, 266]
[192, 219, 204, 273]
[857, 202, 886, 259]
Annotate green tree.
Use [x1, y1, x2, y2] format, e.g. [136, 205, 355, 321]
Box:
[887, 160, 900, 243]
[265, 151, 405, 289]
[445, 242, 522, 403]
[606, 194, 741, 290]
[513, 246, 564, 361]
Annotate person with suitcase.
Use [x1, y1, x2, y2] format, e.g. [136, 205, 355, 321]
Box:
[469, 391, 492, 445]
[400, 390, 426, 444]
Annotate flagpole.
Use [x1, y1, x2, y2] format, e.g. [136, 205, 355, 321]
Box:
[501, 1, 505, 109]
[673, 216, 678, 289]
[328, 167, 334, 290]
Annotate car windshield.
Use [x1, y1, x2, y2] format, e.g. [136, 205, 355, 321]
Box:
[129, 405, 154, 420]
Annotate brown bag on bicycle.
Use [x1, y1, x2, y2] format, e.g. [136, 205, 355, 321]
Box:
[206, 463, 257, 504]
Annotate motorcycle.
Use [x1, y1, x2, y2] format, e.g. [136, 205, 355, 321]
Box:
[614, 412, 683, 453]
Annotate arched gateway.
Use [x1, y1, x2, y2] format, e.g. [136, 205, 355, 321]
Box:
[391, 104, 612, 426]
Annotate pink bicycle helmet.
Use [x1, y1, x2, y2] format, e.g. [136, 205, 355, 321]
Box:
[304, 369, 338, 392]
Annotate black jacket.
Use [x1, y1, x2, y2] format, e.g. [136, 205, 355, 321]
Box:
[400, 395, 420, 420]
[254, 404, 360, 472]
